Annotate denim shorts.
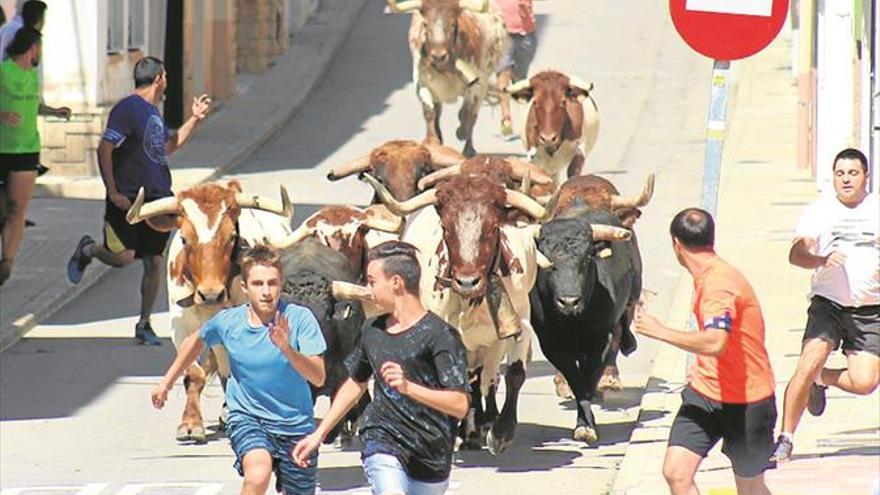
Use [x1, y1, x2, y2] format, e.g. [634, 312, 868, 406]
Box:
[227, 414, 317, 494]
[363, 453, 449, 495]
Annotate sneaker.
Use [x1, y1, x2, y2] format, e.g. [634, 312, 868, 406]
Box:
[770, 435, 793, 463]
[500, 117, 514, 137]
[135, 321, 163, 346]
[807, 382, 828, 416]
[67, 235, 95, 284]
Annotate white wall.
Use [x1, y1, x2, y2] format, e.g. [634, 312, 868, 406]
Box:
[816, 0, 855, 194]
[42, 0, 101, 108]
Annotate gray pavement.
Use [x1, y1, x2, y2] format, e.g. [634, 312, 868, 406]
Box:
[0, 1, 757, 494]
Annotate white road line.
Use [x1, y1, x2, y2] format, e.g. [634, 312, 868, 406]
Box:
[115, 483, 223, 495]
[1, 483, 108, 495]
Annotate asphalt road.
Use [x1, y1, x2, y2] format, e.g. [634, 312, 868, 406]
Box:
[0, 1, 713, 493]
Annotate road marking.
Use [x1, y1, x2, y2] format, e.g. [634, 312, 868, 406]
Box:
[1, 483, 108, 495]
[685, 0, 772, 16]
[116, 483, 222, 495]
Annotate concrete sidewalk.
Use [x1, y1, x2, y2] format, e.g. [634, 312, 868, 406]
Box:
[0, 0, 369, 350]
[611, 31, 880, 495]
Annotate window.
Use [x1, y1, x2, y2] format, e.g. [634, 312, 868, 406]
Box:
[107, 0, 147, 54]
[107, 1, 124, 53]
[129, 0, 145, 49]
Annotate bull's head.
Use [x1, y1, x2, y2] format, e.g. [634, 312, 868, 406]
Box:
[272, 205, 404, 278]
[507, 71, 594, 155]
[361, 171, 546, 298]
[544, 173, 656, 224]
[126, 181, 293, 305]
[327, 140, 463, 201]
[417, 155, 554, 194]
[386, 0, 487, 71]
[534, 213, 631, 316]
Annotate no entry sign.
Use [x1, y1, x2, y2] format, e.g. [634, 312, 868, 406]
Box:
[670, 0, 789, 60]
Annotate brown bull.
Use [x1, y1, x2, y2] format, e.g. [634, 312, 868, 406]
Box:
[388, 0, 507, 157]
[327, 140, 464, 201]
[507, 71, 601, 182]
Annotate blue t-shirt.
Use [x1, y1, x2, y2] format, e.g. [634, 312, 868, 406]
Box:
[200, 301, 327, 436]
[101, 94, 172, 198]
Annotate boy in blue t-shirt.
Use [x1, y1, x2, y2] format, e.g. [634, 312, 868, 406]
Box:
[152, 246, 327, 495]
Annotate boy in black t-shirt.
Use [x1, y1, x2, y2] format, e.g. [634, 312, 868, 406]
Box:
[293, 241, 469, 494]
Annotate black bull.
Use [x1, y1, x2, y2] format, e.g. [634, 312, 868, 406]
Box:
[279, 238, 370, 444]
[529, 209, 640, 444]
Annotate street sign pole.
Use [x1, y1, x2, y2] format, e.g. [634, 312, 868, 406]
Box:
[700, 60, 731, 216]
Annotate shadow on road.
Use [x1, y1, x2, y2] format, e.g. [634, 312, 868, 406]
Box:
[318, 465, 369, 492]
[0, 337, 174, 421]
[454, 422, 582, 472]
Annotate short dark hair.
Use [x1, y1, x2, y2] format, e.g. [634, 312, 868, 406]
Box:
[21, 0, 47, 28]
[6, 26, 40, 57]
[832, 148, 869, 173]
[133, 56, 164, 88]
[240, 245, 283, 282]
[367, 241, 421, 296]
[670, 208, 715, 248]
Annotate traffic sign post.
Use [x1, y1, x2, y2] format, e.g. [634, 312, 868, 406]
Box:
[669, 0, 788, 356]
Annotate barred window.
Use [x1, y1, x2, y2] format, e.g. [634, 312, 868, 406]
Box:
[129, 0, 145, 49]
[107, 1, 125, 53]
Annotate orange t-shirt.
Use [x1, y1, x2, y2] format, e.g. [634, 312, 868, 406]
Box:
[690, 257, 775, 404]
[496, 0, 535, 35]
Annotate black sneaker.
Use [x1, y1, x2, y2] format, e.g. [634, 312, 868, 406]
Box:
[135, 321, 162, 346]
[770, 435, 793, 463]
[807, 383, 828, 416]
[67, 235, 94, 284]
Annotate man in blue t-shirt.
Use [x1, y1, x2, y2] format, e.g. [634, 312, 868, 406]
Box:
[152, 246, 327, 495]
[66, 55, 212, 346]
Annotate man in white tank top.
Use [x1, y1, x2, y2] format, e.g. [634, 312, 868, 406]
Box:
[772, 148, 879, 463]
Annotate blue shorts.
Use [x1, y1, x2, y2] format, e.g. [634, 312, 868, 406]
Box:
[363, 453, 449, 495]
[227, 414, 318, 495]
[497, 32, 537, 81]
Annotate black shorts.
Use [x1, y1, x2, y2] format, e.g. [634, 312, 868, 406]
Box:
[804, 296, 880, 356]
[0, 152, 40, 181]
[668, 385, 777, 478]
[103, 197, 171, 258]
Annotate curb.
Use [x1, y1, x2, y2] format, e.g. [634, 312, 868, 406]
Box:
[1, 0, 369, 352]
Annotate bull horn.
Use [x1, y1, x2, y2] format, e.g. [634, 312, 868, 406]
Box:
[505, 189, 547, 220]
[567, 74, 594, 93]
[610, 173, 655, 210]
[536, 249, 553, 269]
[590, 224, 632, 242]
[363, 205, 405, 233]
[269, 222, 314, 250]
[426, 143, 465, 167]
[505, 157, 553, 185]
[459, 0, 487, 12]
[235, 186, 294, 218]
[126, 188, 179, 224]
[418, 164, 461, 191]
[386, 0, 421, 13]
[332, 281, 373, 301]
[327, 154, 371, 181]
[505, 79, 532, 95]
[519, 168, 531, 194]
[360, 173, 437, 216]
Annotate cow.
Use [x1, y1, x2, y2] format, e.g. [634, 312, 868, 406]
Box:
[278, 237, 370, 444]
[529, 174, 653, 445]
[505, 70, 600, 184]
[125, 181, 294, 443]
[326, 140, 465, 202]
[386, 0, 507, 157]
[356, 171, 550, 455]
[543, 174, 654, 395]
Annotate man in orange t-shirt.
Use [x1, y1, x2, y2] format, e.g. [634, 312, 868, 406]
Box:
[636, 208, 777, 495]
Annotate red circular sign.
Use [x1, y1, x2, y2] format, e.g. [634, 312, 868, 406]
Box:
[670, 0, 789, 60]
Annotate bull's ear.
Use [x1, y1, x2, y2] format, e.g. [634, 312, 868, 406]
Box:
[562, 98, 584, 142]
[566, 82, 592, 103]
[617, 208, 642, 229]
[508, 87, 533, 104]
[227, 180, 243, 193]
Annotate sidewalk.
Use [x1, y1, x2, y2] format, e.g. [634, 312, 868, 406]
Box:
[611, 30, 880, 495]
[0, 0, 369, 350]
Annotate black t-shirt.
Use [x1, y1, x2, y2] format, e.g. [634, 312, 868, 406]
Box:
[345, 311, 468, 482]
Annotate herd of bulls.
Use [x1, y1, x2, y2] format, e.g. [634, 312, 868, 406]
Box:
[124, 0, 656, 457]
